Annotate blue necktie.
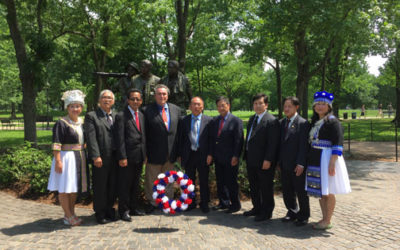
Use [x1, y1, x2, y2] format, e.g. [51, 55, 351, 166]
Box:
[190, 117, 199, 151]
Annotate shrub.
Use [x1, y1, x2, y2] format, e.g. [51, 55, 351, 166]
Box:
[0, 142, 52, 194]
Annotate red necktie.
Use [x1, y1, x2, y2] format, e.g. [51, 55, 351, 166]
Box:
[162, 107, 168, 130]
[218, 117, 224, 136]
[135, 111, 141, 132]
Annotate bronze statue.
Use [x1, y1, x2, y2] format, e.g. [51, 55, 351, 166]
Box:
[94, 62, 139, 110]
[116, 62, 140, 109]
[160, 60, 192, 115]
[133, 60, 160, 105]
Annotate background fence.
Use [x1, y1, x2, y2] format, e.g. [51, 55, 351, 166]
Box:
[343, 119, 399, 161]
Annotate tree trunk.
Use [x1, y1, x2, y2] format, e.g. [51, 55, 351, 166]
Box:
[395, 70, 400, 126]
[88, 18, 110, 110]
[321, 63, 326, 91]
[394, 44, 400, 126]
[176, 0, 190, 73]
[201, 66, 204, 93]
[275, 60, 282, 119]
[295, 67, 310, 119]
[294, 27, 310, 119]
[196, 65, 201, 93]
[331, 45, 343, 118]
[160, 15, 175, 60]
[3, 0, 37, 144]
[10, 102, 16, 119]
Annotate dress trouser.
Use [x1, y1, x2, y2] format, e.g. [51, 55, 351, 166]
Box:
[184, 150, 210, 208]
[92, 152, 117, 220]
[215, 160, 240, 208]
[118, 159, 143, 215]
[281, 167, 310, 220]
[144, 161, 175, 206]
[246, 161, 275, 217]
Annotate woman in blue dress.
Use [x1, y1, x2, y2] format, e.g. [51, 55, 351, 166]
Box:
[306, 91, 351, 230]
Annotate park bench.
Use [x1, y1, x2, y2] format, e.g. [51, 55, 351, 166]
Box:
[0, 118, 16, 130]
[382, 110, 395, 118]
[36, 115, 53, 128]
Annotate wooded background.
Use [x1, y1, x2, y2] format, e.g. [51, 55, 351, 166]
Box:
[0, 0, 399, 144]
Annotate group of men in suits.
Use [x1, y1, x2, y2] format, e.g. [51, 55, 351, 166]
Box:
[84, 84, 310, 226]
[83, 84, 199, 224]
[242, 94, 310, 226]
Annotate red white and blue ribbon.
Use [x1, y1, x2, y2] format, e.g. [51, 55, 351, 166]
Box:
[152, 170, 195, 214]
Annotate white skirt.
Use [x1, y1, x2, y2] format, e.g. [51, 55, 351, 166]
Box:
[319, 148, 351, 195]
[47, 151, 78, 193]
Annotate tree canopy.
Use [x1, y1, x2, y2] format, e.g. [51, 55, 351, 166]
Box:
[0, 0, 398, 143]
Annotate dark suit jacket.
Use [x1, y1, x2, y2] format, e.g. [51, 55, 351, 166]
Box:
[244, 111, 280, 167]
[143, 102, 181, 164]
[84, 108, 116, 161]
[178, 114, 213, 167]
[210, 113, 244, 165]
[278, 114, 309, 170]
[114, 107, 146, 164]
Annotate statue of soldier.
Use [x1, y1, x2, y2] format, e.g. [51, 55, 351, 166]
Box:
[115, 62, 140, 109]
[160, 60, 192, 115]
[132, 60, 160, 106]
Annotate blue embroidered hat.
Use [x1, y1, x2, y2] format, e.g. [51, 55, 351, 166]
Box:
[313, 91, 334, 106]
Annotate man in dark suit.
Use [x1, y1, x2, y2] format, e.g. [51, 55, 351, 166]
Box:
[243, 93, 280, 221]
[84, 90, 117, 224]
[210, 96, 244, 213]
[114, 89, 146, 222]
[143, 84, 181, 213]
[279, 96, 310, 226]
[177, 97, 213, 213]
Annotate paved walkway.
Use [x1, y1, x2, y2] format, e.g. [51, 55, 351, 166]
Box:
[1, 160, 400, 249]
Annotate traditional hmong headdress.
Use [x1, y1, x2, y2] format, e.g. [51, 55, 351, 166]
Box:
[313, 91, 334, 107]
[61, 90, 85, 109]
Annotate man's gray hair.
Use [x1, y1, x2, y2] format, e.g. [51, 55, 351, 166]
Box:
[98, 89, 115, 101]
[154, 84, 170, 95]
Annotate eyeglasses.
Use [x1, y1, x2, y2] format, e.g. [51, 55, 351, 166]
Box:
[101, 96, 114, 100]
[128, 97, 141, 101]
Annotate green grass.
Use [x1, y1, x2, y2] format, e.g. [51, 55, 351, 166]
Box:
[204, 110, 396, 142]
[341, 118, 397, 142]
[0, 111, 396, 150]
[0, 130, 52, 148]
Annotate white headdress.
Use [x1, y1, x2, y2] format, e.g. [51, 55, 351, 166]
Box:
[61, 90, 85, 109]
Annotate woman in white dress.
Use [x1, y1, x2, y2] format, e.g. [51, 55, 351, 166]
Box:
[306, 91, 351, 230]
[47, 90, 88, 226]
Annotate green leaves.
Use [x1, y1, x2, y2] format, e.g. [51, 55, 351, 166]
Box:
[0, 142, 52, 194]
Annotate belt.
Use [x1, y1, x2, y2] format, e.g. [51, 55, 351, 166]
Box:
[60, 144, 84, 151]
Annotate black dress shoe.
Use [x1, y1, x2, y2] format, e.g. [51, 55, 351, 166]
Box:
[200, 206, 210, 213]
[295, 219, 308, 226]
[243, 208, 259, 217]
[97, 218, 111, 224]
[121, 212, 132, 222]
[145, 204, 156, 214]
[186, 204, 196, 212]
[281, 215, 296, 222]
[254, 214, 271, 222]
[106, 211, 117, 221]
[225, 205, 241, 214]
[129, 209, 145, 216]
[212, 204, 228, 211]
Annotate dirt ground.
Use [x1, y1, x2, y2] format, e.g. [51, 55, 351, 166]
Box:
[344, 140, 400, 162]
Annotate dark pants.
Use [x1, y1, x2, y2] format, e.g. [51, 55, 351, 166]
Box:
[118, 159, 143, 215]
[92, 152, 117, 220]
[215, 160, 240, 208]
[246, 161, 275, 217]
[281, 167, 310, 221]
[184, 150, 210, 208]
